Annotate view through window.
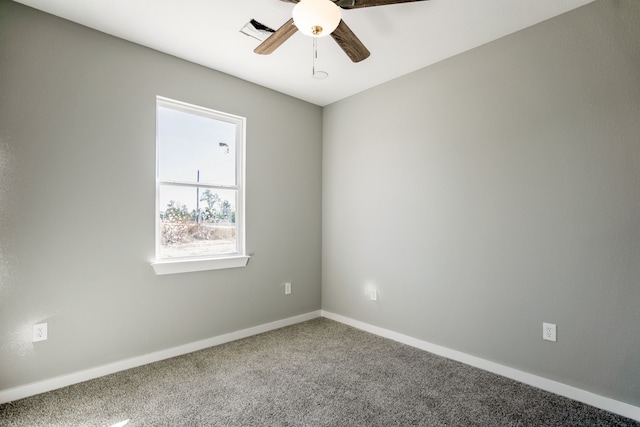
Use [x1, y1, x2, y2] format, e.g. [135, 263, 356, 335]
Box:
[156, 97, 245, 261]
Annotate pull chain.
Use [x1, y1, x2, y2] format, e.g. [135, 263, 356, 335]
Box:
[312, 37, 328, 79]
[312, 36, 317, 77]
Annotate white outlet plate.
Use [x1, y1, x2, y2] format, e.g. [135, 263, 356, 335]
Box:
[370, 289, 378, 301]
[284, 282, 291, 295]
[543, 322, 556, 342]
[33, 323, 48, 342]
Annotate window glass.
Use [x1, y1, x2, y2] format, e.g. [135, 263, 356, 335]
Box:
[157, 106, 237, 186]
[155, 97, 245, 263]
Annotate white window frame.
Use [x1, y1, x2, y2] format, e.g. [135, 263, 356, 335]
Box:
[151, 96, 249, 275]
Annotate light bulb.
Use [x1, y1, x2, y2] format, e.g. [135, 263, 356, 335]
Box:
[292, 0, 342, 38]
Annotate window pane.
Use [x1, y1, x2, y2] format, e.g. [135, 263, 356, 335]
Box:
[158, 185, 237, 259]
[157, 106, 237, 185]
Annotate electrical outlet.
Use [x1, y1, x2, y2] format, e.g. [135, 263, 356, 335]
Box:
[33, 323, 48, 342]
[370, 289, 378, 301]
[284, 282, 292, 295]
[543, 323, 556, 342]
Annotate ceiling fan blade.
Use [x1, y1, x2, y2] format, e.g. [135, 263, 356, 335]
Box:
[339, 0, 428, 9]
[254, 18, 298, 55]
[330, 19, 370, 63]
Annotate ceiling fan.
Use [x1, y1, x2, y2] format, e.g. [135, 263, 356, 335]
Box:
[254, 0, 429, 63]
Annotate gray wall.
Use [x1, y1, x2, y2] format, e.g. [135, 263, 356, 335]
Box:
[0, 0, 322, 390]
[322, 0, 640, 405]
[2, 0, 639, 408]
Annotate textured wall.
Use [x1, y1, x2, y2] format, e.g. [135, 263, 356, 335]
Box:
[322, 0, 640, 405]
[0, 0, 322, 390]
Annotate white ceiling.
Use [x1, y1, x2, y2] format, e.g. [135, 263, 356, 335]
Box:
[14, 0, 595, 106]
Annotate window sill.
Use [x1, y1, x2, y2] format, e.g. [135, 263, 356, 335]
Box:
[151, 255, 250, 275]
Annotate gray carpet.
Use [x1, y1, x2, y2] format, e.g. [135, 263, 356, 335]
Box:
[1, 318, 638, 426]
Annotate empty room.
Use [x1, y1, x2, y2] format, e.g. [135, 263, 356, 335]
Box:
[1, 0, 639, 425]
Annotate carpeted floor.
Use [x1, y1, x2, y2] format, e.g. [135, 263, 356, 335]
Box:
[1, 318, 638, 426]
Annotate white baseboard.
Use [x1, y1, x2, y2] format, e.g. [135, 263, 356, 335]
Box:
[321, 310, 640, 422]
[4, 309, 638, 422]
[0, 310, 322, 404]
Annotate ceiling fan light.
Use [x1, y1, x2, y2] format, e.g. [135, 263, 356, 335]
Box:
[292, 0, 342, 38]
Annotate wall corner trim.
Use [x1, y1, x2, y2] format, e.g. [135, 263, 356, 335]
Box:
[320, 310, 640, 422]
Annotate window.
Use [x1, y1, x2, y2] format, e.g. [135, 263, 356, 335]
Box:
[151, 97, 248, 275]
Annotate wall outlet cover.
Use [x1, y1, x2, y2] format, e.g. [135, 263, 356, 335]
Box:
[33, 323, 48, 342]
[543, 322, 557, 342]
